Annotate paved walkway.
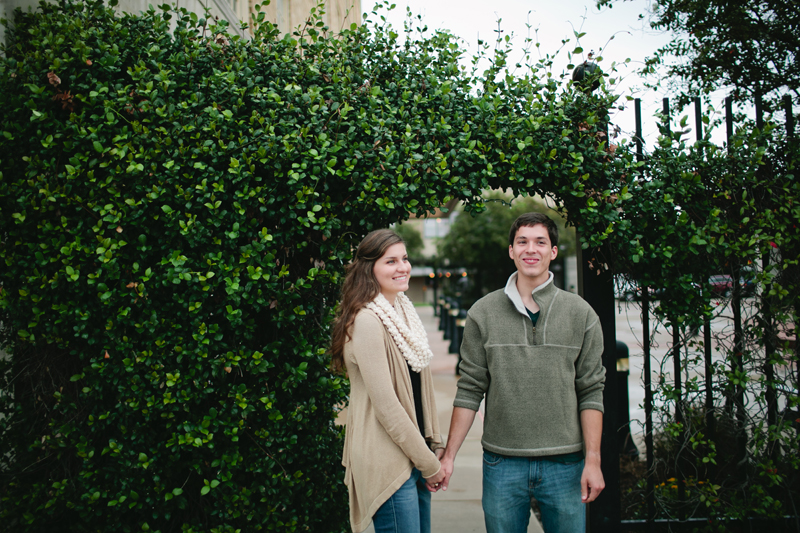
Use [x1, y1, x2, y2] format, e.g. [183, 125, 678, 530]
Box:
[364, 305, 544, 533]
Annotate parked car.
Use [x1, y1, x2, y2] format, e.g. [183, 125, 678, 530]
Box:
[708, 274, 756, 297]
[614, 277, 666, 301]
[708, 275, 733, 296]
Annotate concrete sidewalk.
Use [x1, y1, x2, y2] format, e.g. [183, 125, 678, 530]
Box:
[365, 305, 544, 533]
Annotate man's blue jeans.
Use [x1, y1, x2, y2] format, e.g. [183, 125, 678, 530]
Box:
[372, 468, 431, 533]
[482, 450, 585, 533]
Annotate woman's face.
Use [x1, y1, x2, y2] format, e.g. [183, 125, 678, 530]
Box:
[372, 242, 411, 302]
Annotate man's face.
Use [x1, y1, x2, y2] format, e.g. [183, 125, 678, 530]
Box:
[509, 224, 558, 285]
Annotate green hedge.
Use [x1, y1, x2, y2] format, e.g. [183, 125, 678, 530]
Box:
[0, 1, 620, 531]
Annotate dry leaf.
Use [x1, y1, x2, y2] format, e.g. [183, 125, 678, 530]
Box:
[224, 367, 232, 373]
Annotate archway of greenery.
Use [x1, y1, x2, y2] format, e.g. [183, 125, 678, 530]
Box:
[0, 1, 623, 531]
[1, 0, 797, 531]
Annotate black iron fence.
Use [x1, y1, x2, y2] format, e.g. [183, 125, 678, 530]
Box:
[435, 92, 798, 529]
[600, 95, 800, 533]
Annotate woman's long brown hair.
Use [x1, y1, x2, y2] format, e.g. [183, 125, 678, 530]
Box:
[329, 229, 405, 374]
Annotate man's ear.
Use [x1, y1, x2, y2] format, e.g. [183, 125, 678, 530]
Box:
[509, 245, 514, 260]
[551, 246, 558, 259]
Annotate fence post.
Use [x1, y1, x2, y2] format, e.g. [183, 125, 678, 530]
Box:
[577, 240, 620, 533]
[725, 98, 748, 469]
[671, 322, 686, 518]
[448, 306, 460, 354]
[438, 297, 447, 332]
[694, 97, 718, 479]
[441, 299, 451, 337]
[726, 96, 734, 141]
[642, 288, 655, 529]
[454, 309, 467, 376]
[615, 341, 638, 458]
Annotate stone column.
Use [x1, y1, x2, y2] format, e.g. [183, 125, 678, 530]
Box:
[252, 0, 361, 35]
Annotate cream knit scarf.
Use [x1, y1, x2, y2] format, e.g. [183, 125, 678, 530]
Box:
[365, 293, 433, 372]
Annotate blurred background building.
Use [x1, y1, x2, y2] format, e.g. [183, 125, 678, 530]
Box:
[1, 0, 360, 45]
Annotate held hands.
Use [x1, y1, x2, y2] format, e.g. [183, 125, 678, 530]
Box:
[426, 448, 453, 493]
[424, 467, 445, 492]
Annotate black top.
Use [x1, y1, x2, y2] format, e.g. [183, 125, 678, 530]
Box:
[525, 308, 540, 326]
[408, 363, 425, 438]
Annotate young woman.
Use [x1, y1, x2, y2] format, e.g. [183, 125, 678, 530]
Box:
[330, 229, 446, 533]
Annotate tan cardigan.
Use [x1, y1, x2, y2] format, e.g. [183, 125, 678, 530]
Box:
[342, 308, 444, 533]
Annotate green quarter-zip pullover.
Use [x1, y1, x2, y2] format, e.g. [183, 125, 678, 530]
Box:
[454, 272, 605, 456]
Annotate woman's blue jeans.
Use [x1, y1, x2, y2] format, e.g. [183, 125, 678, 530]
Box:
[372, 468, 431, 533]
[482, 450, 585, 533]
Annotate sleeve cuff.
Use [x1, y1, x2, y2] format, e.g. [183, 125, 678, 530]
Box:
[453, 397, 481, 412]
[579, 401, 605, 413]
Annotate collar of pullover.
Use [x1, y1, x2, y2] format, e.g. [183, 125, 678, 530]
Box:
[503, 271, 555, 317]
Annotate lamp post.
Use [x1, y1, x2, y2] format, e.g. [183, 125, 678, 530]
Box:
[571, 60, 621, 533]
[572, 60, 602, 92]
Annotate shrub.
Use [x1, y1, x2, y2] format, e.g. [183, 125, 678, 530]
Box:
[0, 1, 619, 530]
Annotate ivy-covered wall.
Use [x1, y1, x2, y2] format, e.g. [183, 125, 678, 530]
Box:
[0, 1, 619, 531]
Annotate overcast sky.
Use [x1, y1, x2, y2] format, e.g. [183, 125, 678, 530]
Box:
[361, 0, 729, 148]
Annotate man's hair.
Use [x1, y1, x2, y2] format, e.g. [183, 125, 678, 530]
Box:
[508, 212, 559, 247]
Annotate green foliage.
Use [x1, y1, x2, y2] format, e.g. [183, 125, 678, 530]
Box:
[393, 222, 425, 263]
[609, 113, 800, 522]
[598, 0, 799, 109]
[438, 193, 575, 304]
[0, 1, 621, 531]
[588, 2, 800, 517]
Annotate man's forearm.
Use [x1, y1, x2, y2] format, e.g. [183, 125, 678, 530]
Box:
[580, 408, 605, 502]
[580, 409, 603, 464]
[443, 406, 477, 460]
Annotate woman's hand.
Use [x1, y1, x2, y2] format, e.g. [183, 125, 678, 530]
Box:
[425, 465, 446, 492]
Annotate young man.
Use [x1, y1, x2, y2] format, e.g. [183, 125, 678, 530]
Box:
[433, 212, 606, 533]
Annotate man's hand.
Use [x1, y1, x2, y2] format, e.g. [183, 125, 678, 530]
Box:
[580, 458, 605, 502]
[437, 455, 454, 492]
[426, 448, 448, 492]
